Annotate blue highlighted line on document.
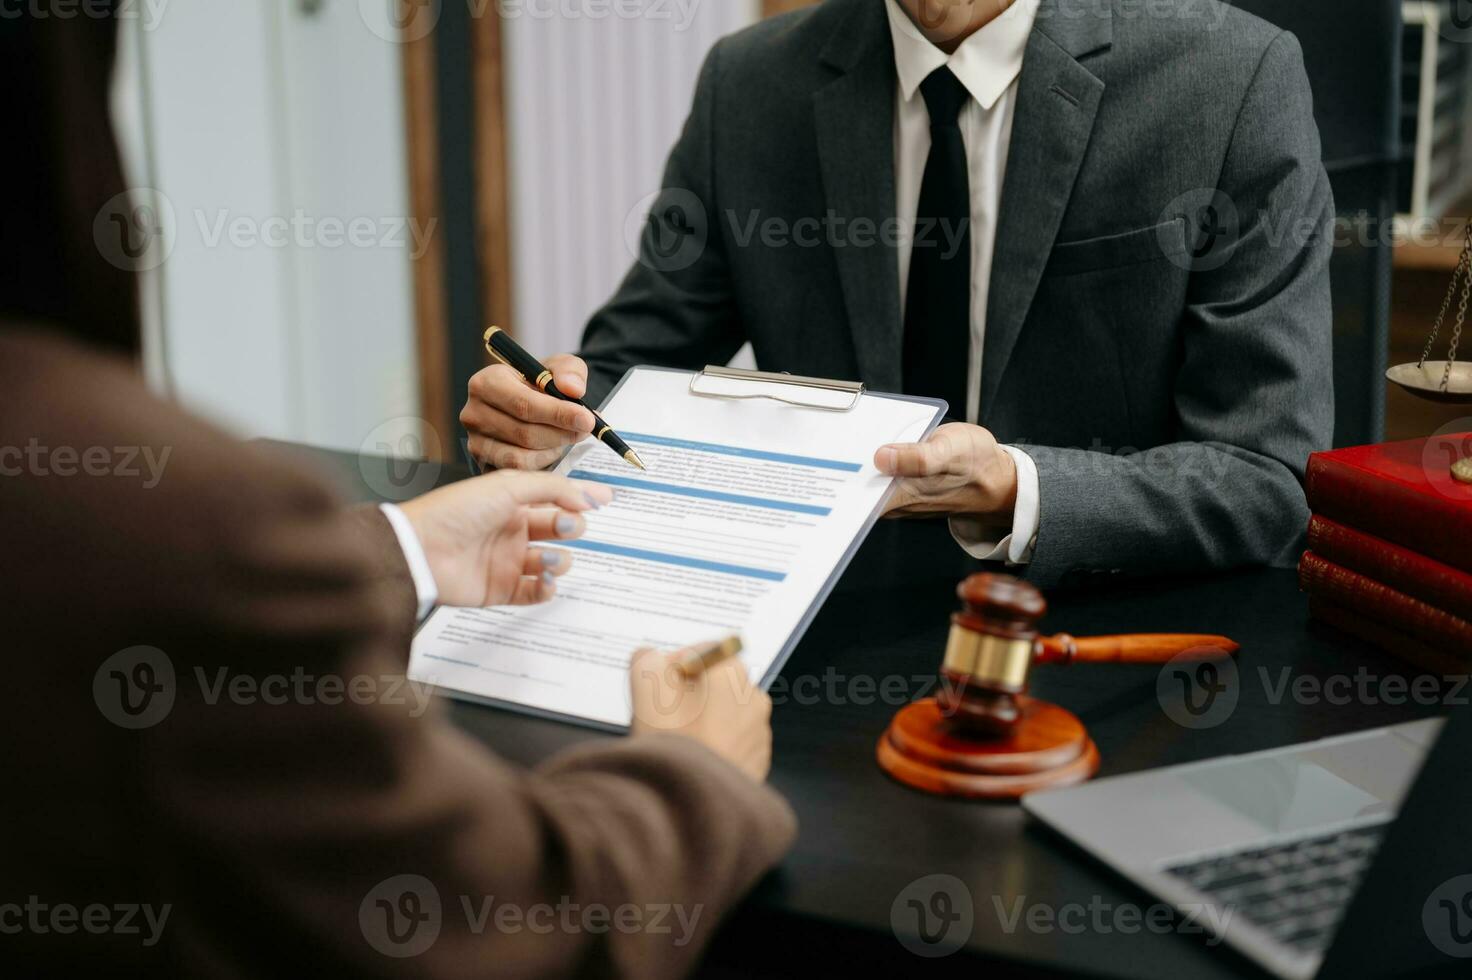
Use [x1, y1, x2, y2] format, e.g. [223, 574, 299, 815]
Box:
[569, 470, 832, 516]
[560, 540, 786, 582]
[619, 433, 862, 472]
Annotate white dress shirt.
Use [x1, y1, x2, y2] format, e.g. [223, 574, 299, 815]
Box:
[379, 502, 440, 620]
[885, 0, 1041, 565]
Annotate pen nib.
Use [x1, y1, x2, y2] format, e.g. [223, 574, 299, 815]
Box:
[624, 450, 647, 472]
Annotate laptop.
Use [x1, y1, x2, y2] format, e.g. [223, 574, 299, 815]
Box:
[1024, 704, 1472, 978]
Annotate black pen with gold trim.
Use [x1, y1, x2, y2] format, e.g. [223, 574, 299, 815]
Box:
[483, 326, 647, 471]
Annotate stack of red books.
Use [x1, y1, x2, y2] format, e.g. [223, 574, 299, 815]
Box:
[1301, 435, 1472, 673]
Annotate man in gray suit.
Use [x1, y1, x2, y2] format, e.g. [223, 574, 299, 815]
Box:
[462, 0, 1334, 589]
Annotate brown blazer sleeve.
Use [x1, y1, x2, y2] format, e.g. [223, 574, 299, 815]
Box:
[0, 327, 796, 979]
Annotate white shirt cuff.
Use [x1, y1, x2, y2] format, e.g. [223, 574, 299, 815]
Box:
[379, 503, 439, 621]
[947, 445, 1041, 565]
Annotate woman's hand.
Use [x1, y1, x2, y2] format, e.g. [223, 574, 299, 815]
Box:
[627, 647, 773, 782]
[398, 471, 613, 608]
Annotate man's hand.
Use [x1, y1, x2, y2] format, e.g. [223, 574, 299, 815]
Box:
[875, 422, 1018, 519]
[398, 471, 613, 608]
[461, 354, 598, 471]
[628, 647, 773, 782]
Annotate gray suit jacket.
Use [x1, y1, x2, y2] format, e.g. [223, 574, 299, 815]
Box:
[580, 0, 1334, 589]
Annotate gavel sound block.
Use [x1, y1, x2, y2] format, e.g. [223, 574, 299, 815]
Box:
[877, 574, 1238, 801]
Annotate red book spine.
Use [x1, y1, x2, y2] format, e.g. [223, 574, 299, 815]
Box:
[1308, 599, 1469, 675]
[1307, 515, 1472, 622]
[1298, 552, 1472, 656]
[1305, 453, 1472, 575]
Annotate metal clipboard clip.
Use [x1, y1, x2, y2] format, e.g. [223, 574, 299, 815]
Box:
[687, 365, 865, 413]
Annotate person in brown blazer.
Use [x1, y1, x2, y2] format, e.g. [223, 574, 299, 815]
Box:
[0, 11, 795, 978]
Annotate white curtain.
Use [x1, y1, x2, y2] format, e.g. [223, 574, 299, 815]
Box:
[504, 0, 761, 356]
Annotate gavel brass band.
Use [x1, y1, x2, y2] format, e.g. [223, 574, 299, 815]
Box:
[942, 625, 1033, 693]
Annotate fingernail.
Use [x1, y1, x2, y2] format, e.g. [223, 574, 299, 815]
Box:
[541, 571, 556, 588]
[541, 551, 565, 569]
[555, 515, 577, 537]
[876, 447, 897, 471]
[583, 491, 602, 510]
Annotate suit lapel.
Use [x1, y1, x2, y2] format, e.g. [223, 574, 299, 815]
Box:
[979, 0, 1109, 419]
[814, 2, 903, 392]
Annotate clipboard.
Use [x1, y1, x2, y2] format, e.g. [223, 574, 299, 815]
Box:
[411, 364, 947, 733]
[688, 365, 867, 412]
[652, 365, 946, 690]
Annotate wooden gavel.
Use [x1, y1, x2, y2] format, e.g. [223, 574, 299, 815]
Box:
[936, 573, 1239, 736]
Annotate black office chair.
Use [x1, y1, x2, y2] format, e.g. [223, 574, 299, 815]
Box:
[1230, 0, 1401, 447]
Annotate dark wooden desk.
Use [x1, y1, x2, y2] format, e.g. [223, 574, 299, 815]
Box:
[281, 442, 1447, 979]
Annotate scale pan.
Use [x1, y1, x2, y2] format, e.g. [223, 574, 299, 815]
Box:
[1386, 361, 1472, 404]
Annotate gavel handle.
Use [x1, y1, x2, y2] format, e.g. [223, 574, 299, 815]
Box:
[1037, 633, 1239, 665]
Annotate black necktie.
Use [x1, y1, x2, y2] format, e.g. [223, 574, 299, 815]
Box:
[902, 66, 972, 420]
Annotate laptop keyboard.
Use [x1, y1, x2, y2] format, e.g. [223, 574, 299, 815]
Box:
[1163, 823, 1387, 954]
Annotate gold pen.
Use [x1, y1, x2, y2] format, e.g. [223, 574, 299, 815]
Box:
[673, 636, 744, 680]
[483, 326, 646, 471]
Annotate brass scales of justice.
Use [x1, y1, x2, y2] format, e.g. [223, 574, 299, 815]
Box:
[1386, 217, 1472, 485]
[1386, 218, 1472, 405]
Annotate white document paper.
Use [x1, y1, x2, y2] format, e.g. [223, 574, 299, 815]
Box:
[409, 367, 943, 729]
